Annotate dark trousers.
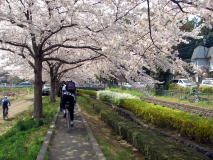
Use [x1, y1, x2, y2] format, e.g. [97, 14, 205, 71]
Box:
[61, 94, 75, 121]
[3, 106, 8, 117]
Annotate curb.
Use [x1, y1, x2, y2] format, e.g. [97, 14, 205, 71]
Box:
[36, 107, 60, 160]
[78, 105, 106, 160]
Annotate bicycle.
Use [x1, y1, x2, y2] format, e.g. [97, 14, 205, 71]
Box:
[64, 102, 72, 129]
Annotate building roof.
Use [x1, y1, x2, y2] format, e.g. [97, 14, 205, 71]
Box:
[191, 46, 209, 60]
[207, 46, 213, 58]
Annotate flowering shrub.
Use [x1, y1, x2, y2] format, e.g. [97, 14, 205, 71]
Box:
[97, 90, 139, 106]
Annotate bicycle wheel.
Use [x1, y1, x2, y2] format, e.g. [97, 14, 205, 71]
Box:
[3, 108, 8, 120]
[66, 109, 70, 129]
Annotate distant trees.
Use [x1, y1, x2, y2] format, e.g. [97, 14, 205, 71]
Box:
[175, 19, 213, 61]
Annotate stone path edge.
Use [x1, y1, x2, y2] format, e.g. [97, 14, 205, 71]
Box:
[36, 107, 60, 160]
[78, 105, 106, 160]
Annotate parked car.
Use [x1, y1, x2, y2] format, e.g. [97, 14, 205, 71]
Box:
[16, 81, 32, 87]
[42, 84, 51, 96]
[121, 82, 132, 89]
[200, 78, 213, 87]
[170, 79, 195, 87]
[132, 82, 146, 88]
[0, 83, 7, 87]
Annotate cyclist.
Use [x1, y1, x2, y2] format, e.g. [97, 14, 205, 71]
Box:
[61, 81, 76, 127]
[2, 96, 10, 120]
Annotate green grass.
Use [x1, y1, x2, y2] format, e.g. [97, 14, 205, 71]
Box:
[0, 87, 34, 94]
[107, 87, 144, 97]
[97, 137, 140, 160]
[0, 97, 59, 160]
[78, 96, 96, 115]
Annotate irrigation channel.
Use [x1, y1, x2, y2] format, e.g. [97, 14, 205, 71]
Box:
[140, 97, 213, 119]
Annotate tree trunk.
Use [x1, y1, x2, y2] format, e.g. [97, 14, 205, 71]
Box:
[33, 57, 43, 119]
[55, 78, 60, 95]
[50, 73, 56, 102]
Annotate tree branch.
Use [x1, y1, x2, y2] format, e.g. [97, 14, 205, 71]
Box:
[115, 2, 141, 22]
[43, 44, 101, 53]
[43, 54, 103, 65]
[169, 0, 213, 12]
[170, 0, 188, 13]
[0, 47, 15, 53]
[146, 0, 163, 52]
[41, 24, 77, 50]
[58, 64, 83, 76]
[0, 40, 34, 57]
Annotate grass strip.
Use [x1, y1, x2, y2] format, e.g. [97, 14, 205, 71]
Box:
[79, 93, 210, 160]
[0, 97, 58, 160]
[0, 87, 33, 95]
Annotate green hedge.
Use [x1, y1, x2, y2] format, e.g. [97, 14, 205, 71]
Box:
[199, 86, 213, 93]
[79, 94, 210, 160]
[108, 88, 144, 97]
[77, 89, 97, 97]
[97, 91, 213, 143]
[119, 99, 213, 143]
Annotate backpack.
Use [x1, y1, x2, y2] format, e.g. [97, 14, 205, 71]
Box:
[65, 81, 76, 93]
[2, 99, 9, 107]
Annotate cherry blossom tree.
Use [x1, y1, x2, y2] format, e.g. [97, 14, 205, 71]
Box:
[0, 51, 34, 80]
[0, 0, 212, 119]
[43, 49, 102, 102]
[0, 0, 103, 119]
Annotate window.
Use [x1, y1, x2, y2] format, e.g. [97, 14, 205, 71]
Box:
[172, 80, 178, 83]
[181, 79, 189, 83]
[202, 80, 213, 84]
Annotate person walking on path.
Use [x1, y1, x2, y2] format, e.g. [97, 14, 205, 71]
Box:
[1, 96, 10, 120]
[61, 81, 76, 127]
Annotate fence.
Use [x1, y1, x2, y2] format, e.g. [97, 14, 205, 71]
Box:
[0, 84, 32, 88]
[156, 89, 213, 103]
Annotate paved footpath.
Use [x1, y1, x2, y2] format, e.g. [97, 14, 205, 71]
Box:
[48, 106, 100, 160]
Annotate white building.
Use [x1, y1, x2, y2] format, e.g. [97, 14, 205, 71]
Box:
[191, 45, 213, 72]
[208, 47, 213, 71]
